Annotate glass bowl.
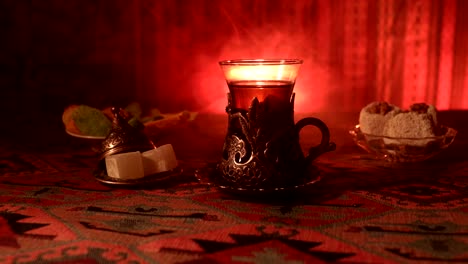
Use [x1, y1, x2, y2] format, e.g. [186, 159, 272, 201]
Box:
[349, 125, 457, 163]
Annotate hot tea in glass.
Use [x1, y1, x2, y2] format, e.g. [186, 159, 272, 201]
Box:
[228, 80, 294, 110]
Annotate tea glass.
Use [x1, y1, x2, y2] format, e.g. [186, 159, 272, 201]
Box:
[217, 59, 335, 189]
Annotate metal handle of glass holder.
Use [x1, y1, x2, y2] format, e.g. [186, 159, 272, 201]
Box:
[295, 117, 336, 162]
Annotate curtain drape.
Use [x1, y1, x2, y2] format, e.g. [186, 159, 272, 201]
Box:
[133, 0, 467, 112]
[2, 0, 467, 115]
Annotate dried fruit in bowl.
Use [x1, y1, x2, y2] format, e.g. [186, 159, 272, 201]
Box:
[63, 102, 197, 139]
[63, 105, 112, 137]
[144, 110, 197, 137]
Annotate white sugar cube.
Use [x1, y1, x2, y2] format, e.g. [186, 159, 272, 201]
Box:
[105, 151, 145, 179]
[142, 144, 178, 175]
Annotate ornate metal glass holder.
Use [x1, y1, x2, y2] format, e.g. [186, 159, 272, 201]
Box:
[215, 59, 335, 190]
[217, 93, 335, 189]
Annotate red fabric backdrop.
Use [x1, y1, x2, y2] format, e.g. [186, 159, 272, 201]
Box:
[1, 0, 467, 115]
[137, 0, 467, 113]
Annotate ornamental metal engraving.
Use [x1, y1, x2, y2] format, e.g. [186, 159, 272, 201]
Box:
[217, 93, 335, 189]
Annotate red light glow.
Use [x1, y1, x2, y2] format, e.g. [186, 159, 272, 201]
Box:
[135, 0, 468, 113]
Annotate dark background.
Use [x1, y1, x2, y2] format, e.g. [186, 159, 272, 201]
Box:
[1, 0, 467, 126]
[1, 0, 137, 118]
